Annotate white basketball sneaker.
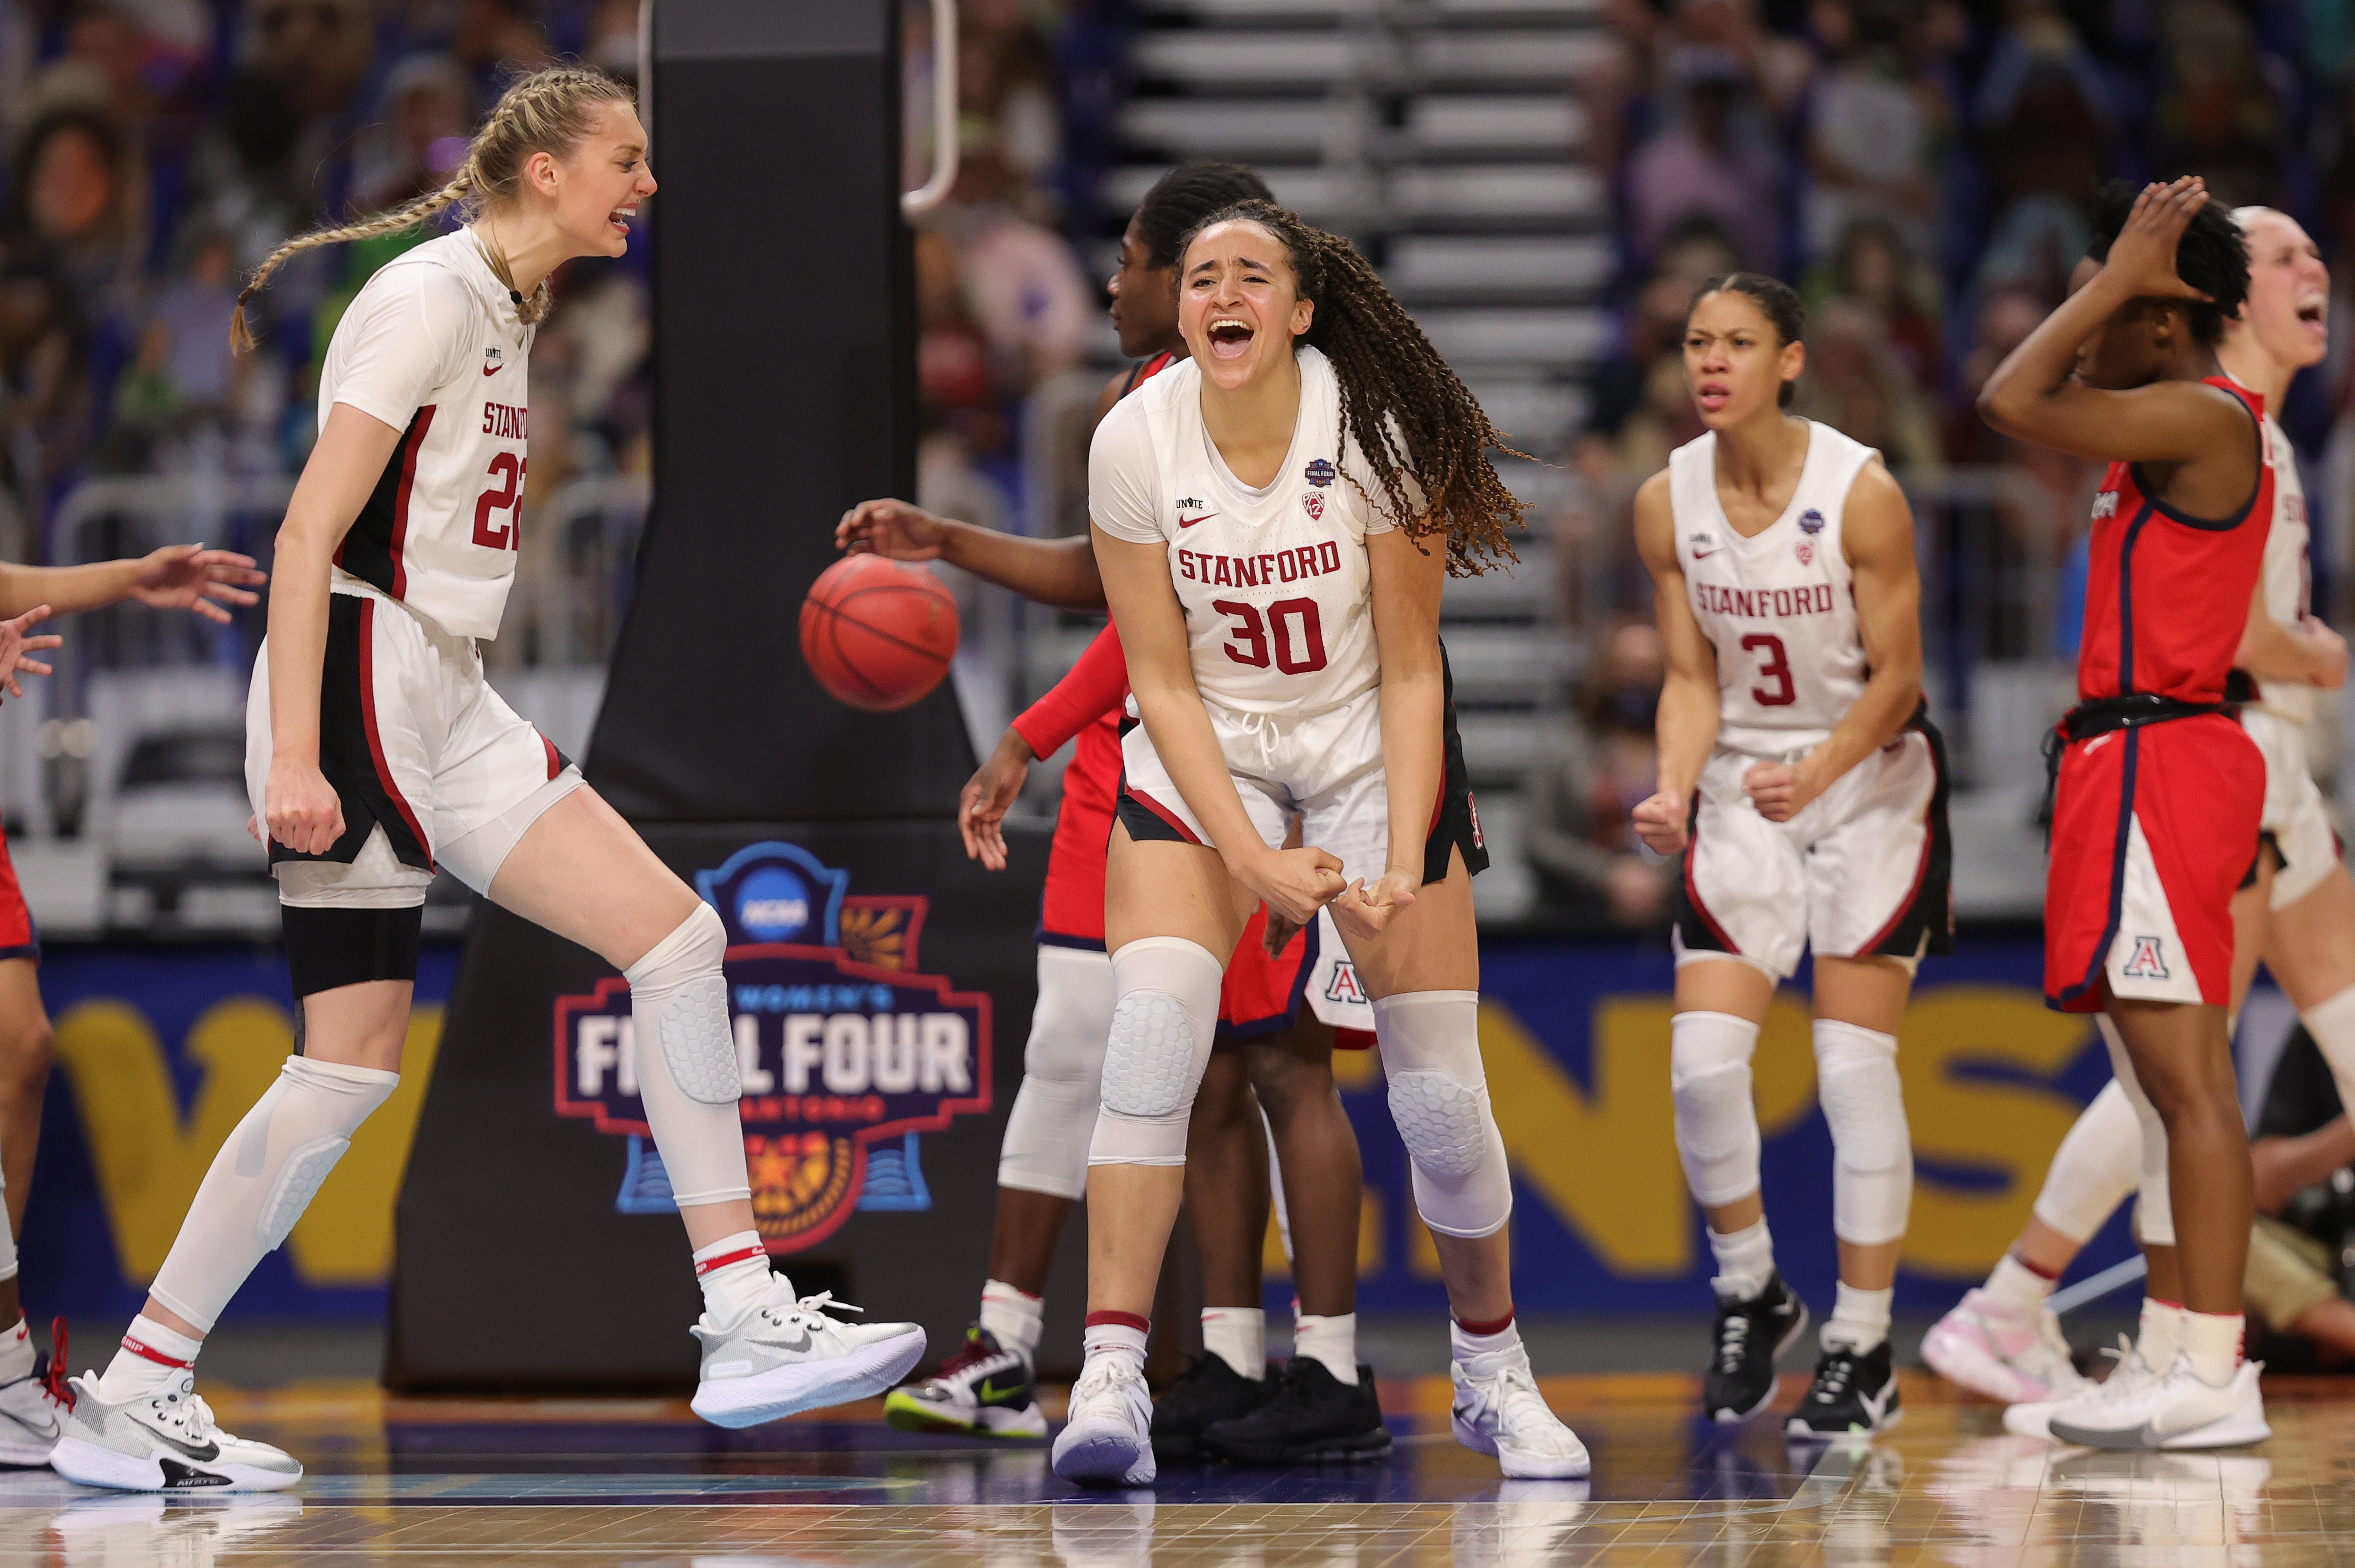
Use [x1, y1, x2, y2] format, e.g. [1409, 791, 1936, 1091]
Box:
[2005, 1336, 2149, 1440]
[0, 1354, 69, 1466]
[50, 1372, 302, 1492]
[1451, 1346, 1592, 1479]
[1051, 1354, 1156, 1488]
[1921, 1288, 2091, 1405]
[689, 1277, 927, 1429]
[2047, 1354, 2268, 1451]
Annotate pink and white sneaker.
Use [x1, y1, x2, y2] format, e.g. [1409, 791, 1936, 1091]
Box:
[1921, 1289, 2091, 1405]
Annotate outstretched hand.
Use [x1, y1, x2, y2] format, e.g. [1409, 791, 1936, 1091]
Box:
[958, 730, 1034, 871]
[0, 607, 59, 701]
[2100, 177, 2214, 304]
[133, 544, 267, 624]
[836, 499, 950, 561]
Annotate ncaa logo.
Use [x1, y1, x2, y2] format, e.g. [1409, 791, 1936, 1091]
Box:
[736, 867, 811, 941]
[2121, 935, 2170, 980]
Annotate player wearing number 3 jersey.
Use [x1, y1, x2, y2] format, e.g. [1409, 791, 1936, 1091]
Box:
[1631, 272, 1951, 1440]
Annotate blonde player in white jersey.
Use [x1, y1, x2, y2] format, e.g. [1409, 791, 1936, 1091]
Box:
[1630, 272, 1951, 1439]
[50, 66, 924, 1495]
[1925, 206, 2355, 1423]
[1050, 198, 1589, 1487]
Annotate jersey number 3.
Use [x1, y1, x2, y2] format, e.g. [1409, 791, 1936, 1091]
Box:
[1740, 633, 1795, 707]
[473, 453, 526, 551]
[1214, 598, 1328, 674]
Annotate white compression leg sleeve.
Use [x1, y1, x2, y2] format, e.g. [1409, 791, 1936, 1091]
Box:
[627, 903, 752, 1207]
[1373, 991, 1511, 1239]
[2030, 1077, 2143, 1243]
[999, 946, 1113, 1198]
[2095, 1013, 2174, 1246]
[1813, 1020, 1912, 1246]
[1087, 937, 1224, 1167]
[148, 1056, 398, 1332]
[1670, 1011, 1762, 1207]
[2298, 984, 2355, 1123]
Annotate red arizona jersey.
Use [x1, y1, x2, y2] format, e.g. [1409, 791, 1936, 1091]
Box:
[2076, 377, 2273, 705]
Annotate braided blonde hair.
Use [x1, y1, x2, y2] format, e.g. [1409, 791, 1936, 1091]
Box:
[230, 64, 636, 353]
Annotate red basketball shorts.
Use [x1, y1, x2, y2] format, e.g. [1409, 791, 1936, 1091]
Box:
[0, 831, 38, 962]
[2045, 713, 2262, 1013]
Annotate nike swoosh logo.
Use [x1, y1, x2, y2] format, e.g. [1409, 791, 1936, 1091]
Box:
[1691, 549, 1721, 561]
[977, 1377, 1026, 1403]
[149, 1428, 222, 1463]
[483, 364, 502, 377]
[1179, 514, 1214, 528]
[751, 1329, 813, 1354]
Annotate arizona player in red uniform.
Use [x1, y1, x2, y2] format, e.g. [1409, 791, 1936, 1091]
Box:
[1979, 177, 2270, 1449]
[841, 166, 1380, 1460]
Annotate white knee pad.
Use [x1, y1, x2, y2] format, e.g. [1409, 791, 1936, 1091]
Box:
[1374, 990, 1512, 1239]
[1087, 938, 1223, 1167]
[1000, 945, 1113, 1198]
[1813, 1020, 1912, 1246]
[2095, 1013, 2174, 1246]
[149, 1054, 398, 1333]
[2030, 1077, 2142, 1244]
[1670, 1011, 1762, 1208]
[627, 902, 753, 1207]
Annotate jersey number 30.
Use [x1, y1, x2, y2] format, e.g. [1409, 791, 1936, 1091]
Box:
[473, 453, 526, 551]
[1214, 598, 1328, 674]
[1741, 633, 1795, 707]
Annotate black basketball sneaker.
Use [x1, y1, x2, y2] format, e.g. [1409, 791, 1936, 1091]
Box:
[1704, 1272, 1810, 1423]
[883, 1325, 1045, 1438]
[1148, 1353, 1271, 1462]
[1201, 1358, 1391, 1465]
[1787, 1339, 1901, 1438]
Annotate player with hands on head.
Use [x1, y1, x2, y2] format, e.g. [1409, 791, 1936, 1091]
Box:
[1051, 196, 1588, 1488]
[1926, 204, 2353, 1415]
[1630, 269, 1951, 1439]
[1975, 177, 2272, 1451]
[51, 65, 927, 1497]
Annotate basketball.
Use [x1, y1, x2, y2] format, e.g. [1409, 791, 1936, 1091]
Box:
[799, 553, 960, 712]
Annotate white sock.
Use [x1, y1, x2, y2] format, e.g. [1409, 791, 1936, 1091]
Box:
[980, 1279, 1044, 1362]
[1200, 1307, 1265, 1381]
[1984, 1254, 2056, 1316]
[2139, 1297, 2184, 1372]
[1707, 1218, 1776, 1300]
[2180, 1309, 2243, 1384]
[1294, 1312, 1358, 1385]
[95, 1314, 202, 1404]
[692, 1230, 774, 1327]
[0, 1319, 30, 1384]
[1822, 1282, 1893, 1353]
[1083, 1314, 1148, 1374]
[2300, 985, 2355, 1112]
[1451, 1314, 1522, 1365]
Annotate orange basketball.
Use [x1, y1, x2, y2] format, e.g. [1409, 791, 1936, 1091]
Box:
[800, 554, 960, 712]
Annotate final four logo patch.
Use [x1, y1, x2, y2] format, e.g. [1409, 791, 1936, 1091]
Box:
[1798, 508, 1824, 534]
[1304, 458, 1336, 488]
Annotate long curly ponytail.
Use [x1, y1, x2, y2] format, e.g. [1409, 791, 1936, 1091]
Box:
[230, 64, 635, 353]
[1179, 200, 1527, 575]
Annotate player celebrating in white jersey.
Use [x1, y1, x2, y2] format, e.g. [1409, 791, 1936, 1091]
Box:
[1631, 273, 1950, 1438]
[50, 66, 923, 1494]
[1924, 205, 2349, 1417]
[1049, 198, 1589, 1487]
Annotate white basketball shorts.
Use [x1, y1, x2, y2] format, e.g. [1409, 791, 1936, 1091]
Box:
[247, 579, 583, 906]
[2242, 706, 2341, 910]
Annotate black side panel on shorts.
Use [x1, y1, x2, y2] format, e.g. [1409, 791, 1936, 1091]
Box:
[1867, 709, 1958, 959]
[333, 407, 434, 601]
[1424, 643, 1490, 885]
[1669, 794, 1734, 955]
[269, 595, 434, 872]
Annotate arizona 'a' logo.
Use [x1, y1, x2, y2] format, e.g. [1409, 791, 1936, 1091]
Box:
[2121, 935, 2170, 980]
[552, 843, 991, 1254]
[1324, 959, 1369, 1006]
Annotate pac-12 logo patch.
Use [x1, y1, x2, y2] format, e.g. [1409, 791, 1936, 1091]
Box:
[1304, 458, 1336, 488]
[1303, 492, 1324, 520]
[2121, 935, 2171, 980]
[1795, 541, 1814, 567]
[552, 842, 992, 1254]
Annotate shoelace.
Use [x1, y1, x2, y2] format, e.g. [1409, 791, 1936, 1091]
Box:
[1810, 1351, 1858, 1403]
[40, 1318, 70, 1413]
[1489, 1365, 1565, 1445]
[761, 1289, 868, 1333]
[2082, 1338, 2154, 1407]
[1072, 1356, 1140, 1413]
[1713, 1312, 1753, 1375]
[152, 1375, 219, 1442]
[937, 1327, 1005, 1378]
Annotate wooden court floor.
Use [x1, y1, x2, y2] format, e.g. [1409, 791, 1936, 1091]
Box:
[5, 1370, 2354, 1565]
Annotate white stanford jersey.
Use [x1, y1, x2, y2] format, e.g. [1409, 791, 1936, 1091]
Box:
[1090, 346, 1395, 717]
[318, 228, 533, 639]
[1668, 421, 1879, 756]
[2252, 411, 2314, 723]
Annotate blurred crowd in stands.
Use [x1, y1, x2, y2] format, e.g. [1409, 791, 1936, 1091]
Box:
[1528, 0, 2355, 928]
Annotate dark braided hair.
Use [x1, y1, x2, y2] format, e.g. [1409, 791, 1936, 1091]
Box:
[1134, 164, 1275, 270]
[2085, 178, 2249, 346]
[1179, 200, 1526, 574]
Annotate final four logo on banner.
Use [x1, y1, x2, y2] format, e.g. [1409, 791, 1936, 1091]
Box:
[552, 843, 992, 1253]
